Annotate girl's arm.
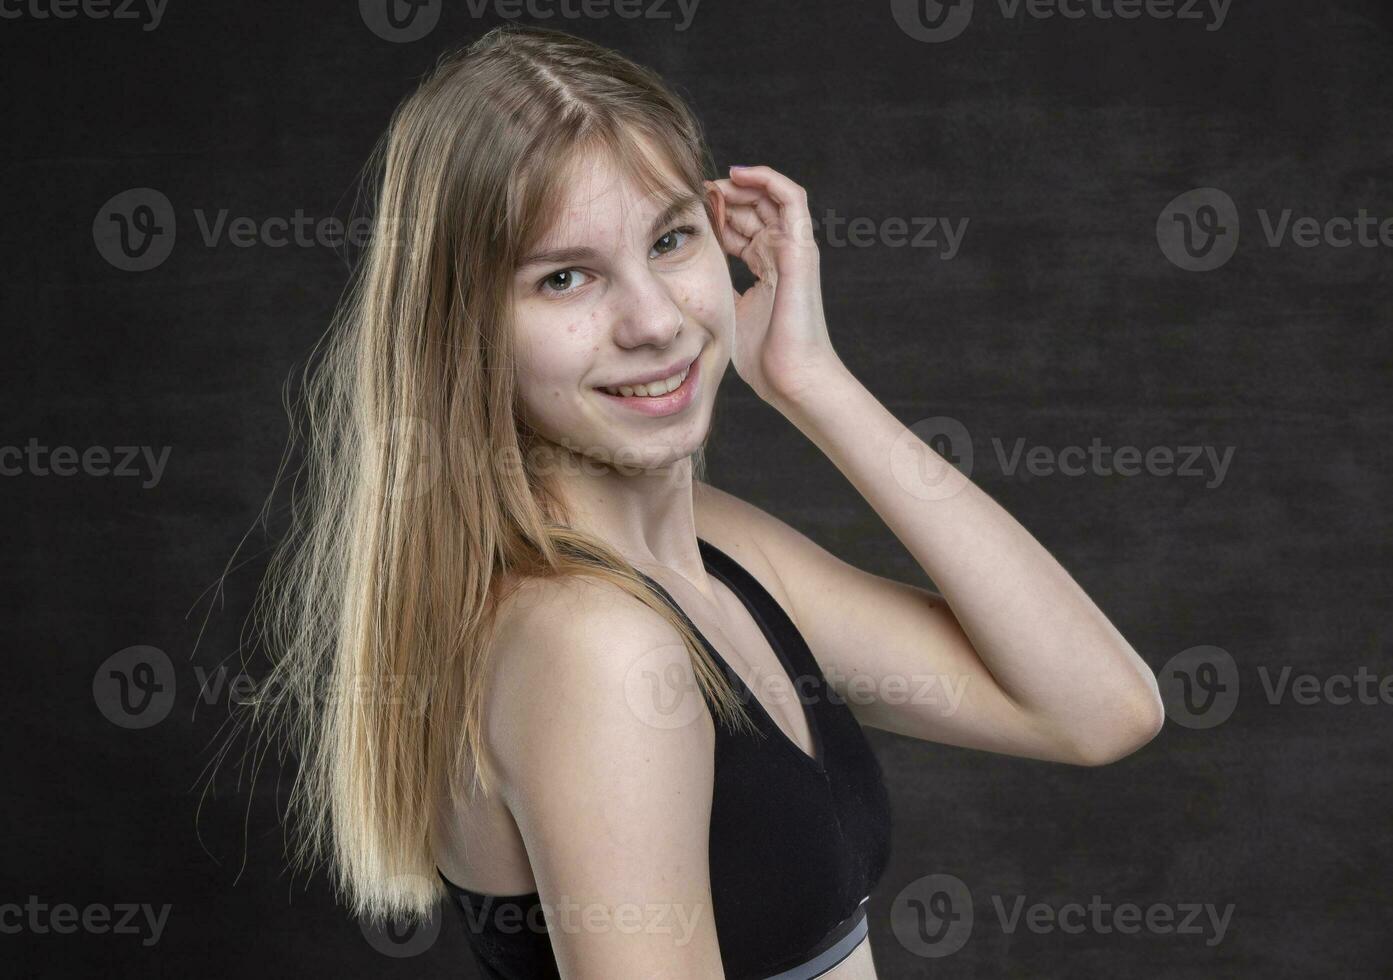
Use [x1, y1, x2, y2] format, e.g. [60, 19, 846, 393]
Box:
[706, 165, 1164, 766]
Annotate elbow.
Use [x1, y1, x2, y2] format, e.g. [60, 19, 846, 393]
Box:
[1071, 685, 1166, 768]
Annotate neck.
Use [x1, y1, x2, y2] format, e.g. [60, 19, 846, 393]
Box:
[537, 442, 709, 587]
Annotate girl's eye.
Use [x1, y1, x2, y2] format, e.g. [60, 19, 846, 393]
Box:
[540, 269, 590, 295]
[651, 225, 697, 257]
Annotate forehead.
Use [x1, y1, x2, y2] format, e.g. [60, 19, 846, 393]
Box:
[536, 139, 691, 242]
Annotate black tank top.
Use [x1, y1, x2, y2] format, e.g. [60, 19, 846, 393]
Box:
[438, 538, 893, 979]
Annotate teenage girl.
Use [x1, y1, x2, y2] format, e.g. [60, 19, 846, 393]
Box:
[245, 24, 1163, 980]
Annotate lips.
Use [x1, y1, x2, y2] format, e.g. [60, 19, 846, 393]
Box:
[595, 352, 700, 394]
[594, 351, 702, 417]
[598, 361, 692, 398]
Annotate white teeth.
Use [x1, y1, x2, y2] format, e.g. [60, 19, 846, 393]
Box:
[603, 364, 690, 398]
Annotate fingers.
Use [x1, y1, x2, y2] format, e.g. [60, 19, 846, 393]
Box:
[717, 219, 751, 261]
[710, 177, 780, 226]
[711, 165, 818, 275]
[715, 167, 816, 253]
[725, 165, 809, 217]
[706, 183, 759, 259]
[723, 201, 763, 240]
[709, 177, 763, 203]
[711, 201, 752, 260]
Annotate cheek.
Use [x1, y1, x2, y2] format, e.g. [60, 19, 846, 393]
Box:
[685, 252, 736, 327]
[516, 307, 602, 395]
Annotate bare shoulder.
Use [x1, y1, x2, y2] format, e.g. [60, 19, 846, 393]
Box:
[482, 570, 716, 803]
[476, 571, 725, 972]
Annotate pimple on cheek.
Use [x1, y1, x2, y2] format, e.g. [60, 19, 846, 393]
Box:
[684, 293, 711, 319]
[566, 309, 599, 335]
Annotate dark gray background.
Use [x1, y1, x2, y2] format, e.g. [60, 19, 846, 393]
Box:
[3, 0, 1390, 976]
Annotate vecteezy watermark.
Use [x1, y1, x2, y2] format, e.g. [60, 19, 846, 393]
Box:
[888, 418, 1237, 499]
[1160, 646, 1393, 729]
[193, 665, 430, 715]
[475, 0, 701, 29]
[359, 0, 701, 43]
[625, 643, 710, 732]
[994, 437, 1235, 489]
[1157, 187, 1393, 271]
[623, 642, 972, 735]
[361, 874, 706, 957]
[746, 205, 969, 260]
[1156, 187, 1241, 272]
[93, 188, 176, 272]
[1158, 645, 1239, 729]
[809, 209, 969, 259]
[890, 417, 975, 502]
[0, 439, 171, 488]
[187, 209, 377, 250]
[891, 873, 1234, 956]
[370, 416, 708, 501]
[360, 876, 443, 957]
[94, 646, 430, 730]
[454, 894, 705, 944]
[93, 645, 177, 729]
[1256, 665, 1393, 707]
[0, 896, 172, 947]
[891, 0, 1230, 44]
[93, 188, 391, 271]
[0, 0, 168, 31]
[823, 665, 969, 714]
[358, 0, 442, 42]
[990, 893, 1234, 947]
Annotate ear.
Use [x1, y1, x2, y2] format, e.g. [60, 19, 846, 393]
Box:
[702, 179, 727, 234]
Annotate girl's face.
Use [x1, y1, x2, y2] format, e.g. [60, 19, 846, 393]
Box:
[509, 142, 734, 473]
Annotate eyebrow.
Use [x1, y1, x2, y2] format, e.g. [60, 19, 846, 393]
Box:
[516, 190, 705, 272]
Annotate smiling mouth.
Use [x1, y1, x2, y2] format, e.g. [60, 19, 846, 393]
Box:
[597, 361, 693, 398]
[592, 353, 702, 415]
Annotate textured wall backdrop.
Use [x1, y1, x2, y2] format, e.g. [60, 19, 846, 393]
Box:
[3, 1, 1390, 977]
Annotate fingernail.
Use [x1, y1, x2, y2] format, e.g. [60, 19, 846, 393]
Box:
[729, 164, 750, 170]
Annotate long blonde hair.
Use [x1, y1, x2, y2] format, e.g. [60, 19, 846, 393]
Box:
[231, 24, 755, 926]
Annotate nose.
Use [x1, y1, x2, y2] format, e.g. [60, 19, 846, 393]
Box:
[611, 267, 684, 350]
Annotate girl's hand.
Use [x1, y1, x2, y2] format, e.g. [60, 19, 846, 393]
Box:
[706, 166, 842, 406]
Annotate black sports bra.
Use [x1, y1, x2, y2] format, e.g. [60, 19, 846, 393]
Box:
[438, 538, 893, 979]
